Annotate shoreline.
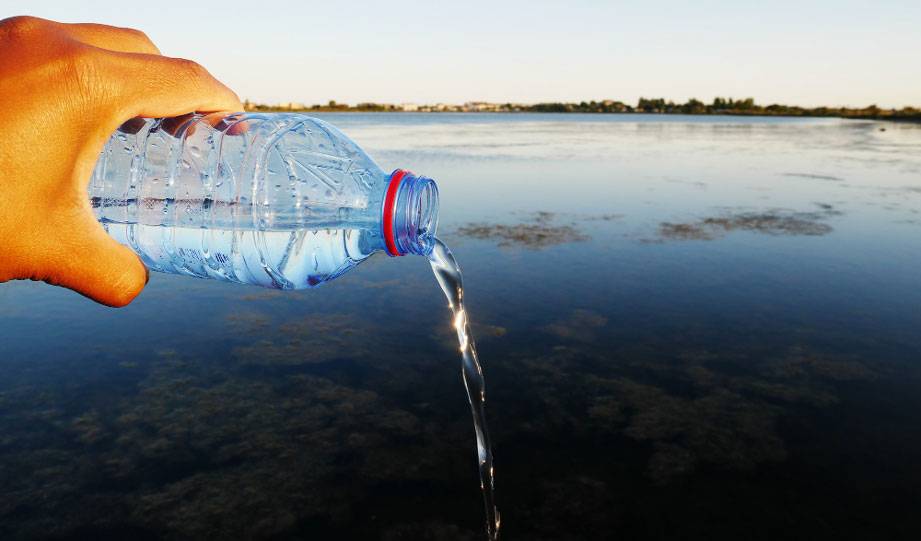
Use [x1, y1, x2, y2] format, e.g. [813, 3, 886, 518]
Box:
[244, 107, 921, 123]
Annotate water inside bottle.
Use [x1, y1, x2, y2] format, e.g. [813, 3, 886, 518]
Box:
[429, 238, 500, 540]
[100, 221, 372, 289]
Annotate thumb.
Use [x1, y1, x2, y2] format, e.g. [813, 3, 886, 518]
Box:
[42, 214, 148, 307]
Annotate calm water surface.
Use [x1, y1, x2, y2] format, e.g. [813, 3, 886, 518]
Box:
[1, 114, 920, 540]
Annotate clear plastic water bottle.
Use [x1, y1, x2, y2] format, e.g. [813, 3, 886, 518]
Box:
[90, 112, 438, 289]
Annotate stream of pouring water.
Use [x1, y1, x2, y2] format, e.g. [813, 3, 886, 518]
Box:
[429, 238, 500, 540]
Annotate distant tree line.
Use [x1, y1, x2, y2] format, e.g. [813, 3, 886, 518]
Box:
[246, 100, 404, 112]
[244, 98, 921, 122]
[526, 97, 920, 120]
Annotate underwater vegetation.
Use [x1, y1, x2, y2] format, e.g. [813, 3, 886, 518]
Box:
[456, 212, 589, 249]
[656, 205, 841, 242]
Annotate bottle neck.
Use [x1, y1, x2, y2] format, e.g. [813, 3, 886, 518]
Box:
[382, 170, 439, 257]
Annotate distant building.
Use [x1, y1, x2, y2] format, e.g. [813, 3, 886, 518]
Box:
[399, 103, 419, 112]
[464, 102, 502, 112]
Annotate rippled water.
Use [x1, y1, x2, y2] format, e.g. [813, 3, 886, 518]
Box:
[1, 114, 920, 540]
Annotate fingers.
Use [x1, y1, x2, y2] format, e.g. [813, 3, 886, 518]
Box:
[202, 111, 250, 136]
[104, 51, 243, 119]
[53, 50, 240, 307]
[62, 22, 161, 55]
[44, 216, 148, 307]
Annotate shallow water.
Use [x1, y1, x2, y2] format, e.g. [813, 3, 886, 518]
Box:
[1, 113, 921, 540]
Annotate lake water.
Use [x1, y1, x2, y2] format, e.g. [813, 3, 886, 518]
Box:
[1, 113, 920, 540]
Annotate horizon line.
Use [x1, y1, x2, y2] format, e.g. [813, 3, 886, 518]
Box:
[242, 98, 920, 110]
[240, 98, 921, 119]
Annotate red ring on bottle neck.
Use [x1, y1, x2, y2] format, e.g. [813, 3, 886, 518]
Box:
[383, 169, 410, 257]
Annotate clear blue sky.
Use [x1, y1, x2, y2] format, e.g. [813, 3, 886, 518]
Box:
[10, 1, 920, 107]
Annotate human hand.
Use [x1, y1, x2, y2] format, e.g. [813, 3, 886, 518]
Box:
[0, 16, 242, 306]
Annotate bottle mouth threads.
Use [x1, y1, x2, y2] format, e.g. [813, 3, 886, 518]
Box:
[383, 169, 439, 257]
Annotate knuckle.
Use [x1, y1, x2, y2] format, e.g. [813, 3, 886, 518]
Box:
[0, 15, 47, 41]
[65, 45, 102, 82]
[57, 45, 115, 105]
[123, 26, 157, 48]
[173, 57, 208, 80]
[122, 26, 147, 39]
[2, 15, 45, 32]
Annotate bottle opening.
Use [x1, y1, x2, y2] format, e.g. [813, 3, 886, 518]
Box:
[383, 170, 439, 256]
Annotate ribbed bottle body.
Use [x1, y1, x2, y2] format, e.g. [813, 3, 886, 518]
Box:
[90, 113, 391, 288]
